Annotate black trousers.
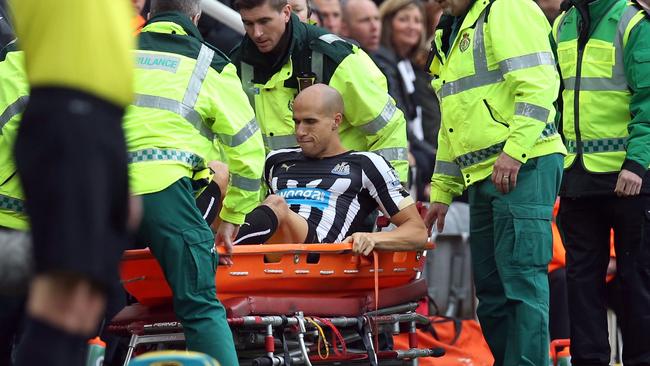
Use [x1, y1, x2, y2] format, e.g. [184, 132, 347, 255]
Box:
[557, 195, 650, 366]
[13, 87, 129, 288]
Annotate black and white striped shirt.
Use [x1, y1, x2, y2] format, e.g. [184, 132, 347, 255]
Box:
[265, 149, 412, 243]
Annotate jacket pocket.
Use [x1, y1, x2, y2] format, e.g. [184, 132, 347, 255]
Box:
[182, 226, 217, 294]
[483, 99, 509, 128]
[632, 48, 650, 88]
[509, 204, 553, 267]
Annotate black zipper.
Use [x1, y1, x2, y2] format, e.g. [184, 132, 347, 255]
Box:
[483, 99, 509, 127]
[574, 40, 585, 156]
[0, 170, 16, 187]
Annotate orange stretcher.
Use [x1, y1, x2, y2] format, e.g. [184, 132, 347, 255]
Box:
[110, 242, 445, 365]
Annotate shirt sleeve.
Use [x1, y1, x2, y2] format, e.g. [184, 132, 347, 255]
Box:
[358, 153, 413, 218]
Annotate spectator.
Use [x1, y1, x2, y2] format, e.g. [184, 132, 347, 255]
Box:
[312, 0, 342, 33]
[378, 0, 438, 201]
[289, 0, 311, 22]
[340, 0, 381, 52]
[535, 0, 563, 23]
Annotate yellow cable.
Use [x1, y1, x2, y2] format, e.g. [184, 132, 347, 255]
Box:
[306, 317, 329, 359]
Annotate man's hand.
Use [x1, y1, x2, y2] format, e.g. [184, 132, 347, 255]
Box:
[424, 202, 449, 234]
[614, 169, 642, 197]
[343, 232, 378, 256]
[215, 221, 240, 266]
[492, 152, 522, 194]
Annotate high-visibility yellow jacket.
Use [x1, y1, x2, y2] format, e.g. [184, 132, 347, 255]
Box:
[230, 14, 409, 181]
[0, 46, 28, 230]
[428, 0, 567, 205]
[124, 12, 266, 224]
[553, 0, 650, 176]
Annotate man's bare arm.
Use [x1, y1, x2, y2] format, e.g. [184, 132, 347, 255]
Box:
[344, 203, 428, 255]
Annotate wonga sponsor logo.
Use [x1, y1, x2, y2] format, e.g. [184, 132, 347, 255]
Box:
[277, 188, 330, 211]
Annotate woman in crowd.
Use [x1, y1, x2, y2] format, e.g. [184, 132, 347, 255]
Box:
[378, 0, 439, 201]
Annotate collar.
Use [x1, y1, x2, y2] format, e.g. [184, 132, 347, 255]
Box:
[141, 11, 204, 41]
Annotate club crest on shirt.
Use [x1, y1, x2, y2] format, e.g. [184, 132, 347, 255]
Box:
[459, 33, 471, 52]
[388, 169, 401, 187]
[331, 162, 350, 176]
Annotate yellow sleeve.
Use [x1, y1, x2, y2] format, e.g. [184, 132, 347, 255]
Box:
[9, 0, 134, 107]
[429, 126, 465, 205]
[209, 63, 265, 224]
[489, 0, 561, 163]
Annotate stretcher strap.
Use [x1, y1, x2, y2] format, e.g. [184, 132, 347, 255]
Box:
[373, 251, 379, 352]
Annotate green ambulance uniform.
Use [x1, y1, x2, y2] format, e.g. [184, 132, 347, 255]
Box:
[126, 12, 265, 364]
[552, 1, 650, 363]
[427, 0, 566, 364]
[0, 45, 28, 231]
[230, 13, 409, 182]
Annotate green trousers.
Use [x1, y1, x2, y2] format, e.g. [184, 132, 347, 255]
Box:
[136, 178, 238, 365]
[467, 154, 563, 366]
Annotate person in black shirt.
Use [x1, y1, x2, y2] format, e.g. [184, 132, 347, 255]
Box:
[234, 84, 427, 254]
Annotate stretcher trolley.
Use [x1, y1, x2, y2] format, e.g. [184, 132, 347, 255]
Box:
[110, 241, 444, 365]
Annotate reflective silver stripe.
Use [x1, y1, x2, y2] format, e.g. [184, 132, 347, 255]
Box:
[132, 94, 214, 140]
[433, 160, 462, 177]
[454, 123, 558, 168]
[515, 102, 550, 123]
[263, 134, 298, 150]
[311, 50, 324, 83]
[319, 34, 346, 44]
[440, 70, 503, 98]
[0, 193, 24, 214]
[128, 148, 205, 168]
[499, 52, 555, 74]
[217, 118, 259, 147]
[562, 6, 638, 92]
[0, 96, 28, 131]
[455, 141, 505, 169]
[374, 147, 408, 161]
[241, 61, 256, 110]
[231, 174, 261, 191]
[563, 77, 628, 91]
[441, 13, 555, 99]
[183, 45, 214, 107]
[360, 98, 397, 134]
[473, 12, 489, 73]
[566, 138, 627, 154]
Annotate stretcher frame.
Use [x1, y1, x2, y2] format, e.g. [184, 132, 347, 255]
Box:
[111, 242, 444, 365]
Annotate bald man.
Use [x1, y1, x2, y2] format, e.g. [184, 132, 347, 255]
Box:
[340, 0, 381, 52]
[312, 0, 342, 33]
[233, 84, 427, 253]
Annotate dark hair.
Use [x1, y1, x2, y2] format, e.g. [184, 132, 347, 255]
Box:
[234, 0, 288, 12]
[150, 0, 201, 18]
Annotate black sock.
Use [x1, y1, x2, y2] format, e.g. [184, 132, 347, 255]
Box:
[14, 316, 87, 366]
[234, 205, 279, 245]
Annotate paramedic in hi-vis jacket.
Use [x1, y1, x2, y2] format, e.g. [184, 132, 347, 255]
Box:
[229, 0, 410, 182]
[552, 0, 650, 364]
[423, 0, 567, 365]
